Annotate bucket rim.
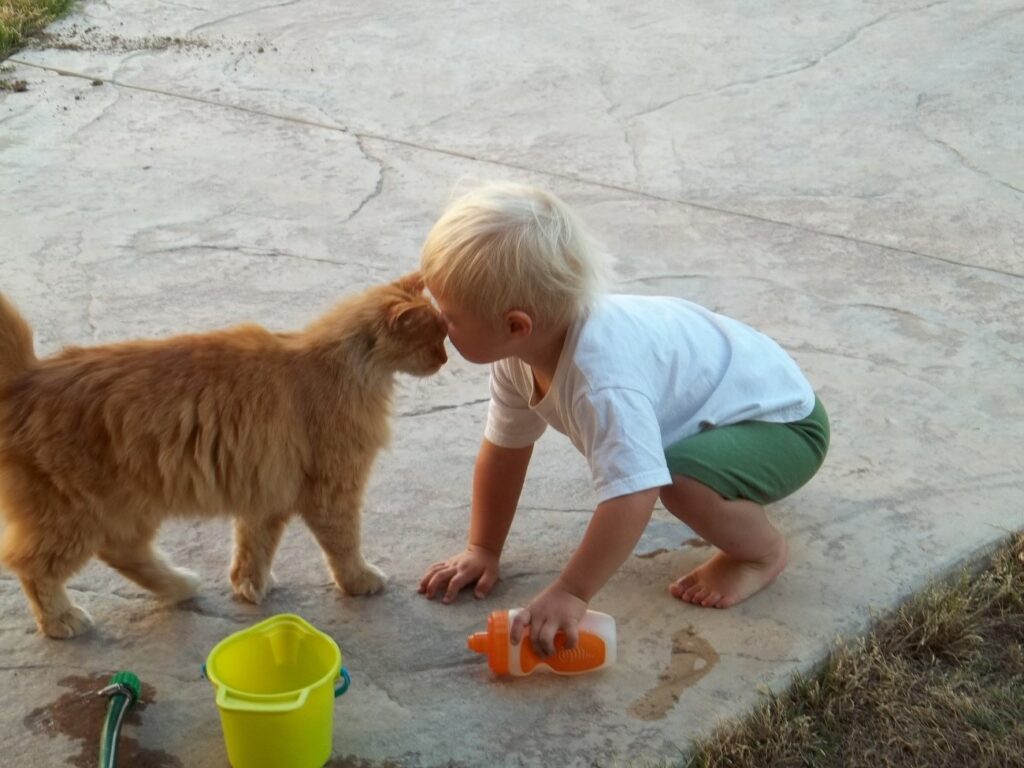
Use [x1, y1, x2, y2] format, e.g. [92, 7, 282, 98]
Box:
[205, 613, 342, 712]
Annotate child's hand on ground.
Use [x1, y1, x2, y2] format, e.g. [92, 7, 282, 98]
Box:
[510, 579, 588, 657]
[418, 545, 500, 603]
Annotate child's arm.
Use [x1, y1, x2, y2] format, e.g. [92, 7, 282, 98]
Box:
[419, 438, 533, 602]
[509, 487, 660, 656]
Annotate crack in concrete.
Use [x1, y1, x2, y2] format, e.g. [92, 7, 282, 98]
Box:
[417, 109, 460, 131]
[624, 123, 643, 186]
[791, 476, 1024, 542]
[398, 397, 489, 418]
[788, 343, 893, 367]
[142, 243, 348, 267]
[502, 570, 560, 582]
[619, 272, 707, 285]
[926, 134, 1024, 197]
[8, 52, 1021, 282]
[72, 237, 102, 343]
[621, 275, 1015, 357]
[156, 0, 209, 11]
[596, 63, 620, 117]
[188, 0, 306, 35]
[349, 136, 386, 222]
[845, 302, 930, 321]
[62, 75, 125, 146]
[175, 600, 251, 622]
[625, 1, 951, 120]
[728, 652, 801, 663]
[979, 3, 1024, 30]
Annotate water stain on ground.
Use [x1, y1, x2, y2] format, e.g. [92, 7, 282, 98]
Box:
[628, 626, 719, 721]
[636, 547, 670, 559]
[682, 537, 711, 548]
[636, 537, 710, 559]
[23, 672, 181, 767]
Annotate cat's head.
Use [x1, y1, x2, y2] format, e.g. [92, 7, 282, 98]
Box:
[370, 271, 448, 376]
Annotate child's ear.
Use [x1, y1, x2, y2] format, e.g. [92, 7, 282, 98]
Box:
[506, 310, 533, 339]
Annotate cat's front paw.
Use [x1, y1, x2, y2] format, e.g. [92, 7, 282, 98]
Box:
[40, 605, 94, 639]
[232, 571, 277, 605]
[340, 563, 387, 596]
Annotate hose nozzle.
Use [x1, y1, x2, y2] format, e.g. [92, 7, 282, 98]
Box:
[98, 671, 141, 768]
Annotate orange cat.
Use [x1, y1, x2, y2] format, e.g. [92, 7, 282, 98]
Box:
[0, 272, 446, 638]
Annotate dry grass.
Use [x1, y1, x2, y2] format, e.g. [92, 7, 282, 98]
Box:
[684, 533, 1024, 768]
[0, 0, 73, 60]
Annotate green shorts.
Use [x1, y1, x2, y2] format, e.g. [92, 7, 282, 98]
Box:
[664, 396, 830, 505]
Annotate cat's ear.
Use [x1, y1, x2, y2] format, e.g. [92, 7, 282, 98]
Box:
[395, 271, 425, 295]
[387, 301, 418, 329]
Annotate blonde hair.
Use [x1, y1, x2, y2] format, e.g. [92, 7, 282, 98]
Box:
[420, 182, 612, 329]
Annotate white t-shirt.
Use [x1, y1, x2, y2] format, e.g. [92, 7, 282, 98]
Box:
[484, 295, 816, 503]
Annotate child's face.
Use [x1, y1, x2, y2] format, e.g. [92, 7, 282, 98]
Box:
[428, 288, 511, 365]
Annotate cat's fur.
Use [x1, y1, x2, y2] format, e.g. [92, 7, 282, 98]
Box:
[0, 272, 447, 638]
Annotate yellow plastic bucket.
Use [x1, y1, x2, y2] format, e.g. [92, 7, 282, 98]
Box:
[204, 614, 350, 768]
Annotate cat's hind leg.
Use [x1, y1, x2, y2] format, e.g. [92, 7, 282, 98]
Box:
[230, 513, 289, 604]
[1, 521, 95, 639]
[99, 529, 200, 604]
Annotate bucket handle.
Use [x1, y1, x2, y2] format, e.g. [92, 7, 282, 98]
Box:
[199, 664, 350, 705]
[334, 666, 351, 698]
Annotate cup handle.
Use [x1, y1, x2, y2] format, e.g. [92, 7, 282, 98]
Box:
[334, 666, 351, 698]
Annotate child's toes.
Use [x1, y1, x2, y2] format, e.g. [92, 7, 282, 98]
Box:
[670, 574, 697, 597]
[700, 591, 722, 607]
[681, 583, 704, 603]
[692, 585, 713, 604]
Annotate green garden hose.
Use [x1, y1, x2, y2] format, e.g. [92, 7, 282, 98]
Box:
[97, 671, 140, 768]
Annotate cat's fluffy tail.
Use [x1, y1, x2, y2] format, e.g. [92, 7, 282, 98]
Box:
[0, 294, 36, 386]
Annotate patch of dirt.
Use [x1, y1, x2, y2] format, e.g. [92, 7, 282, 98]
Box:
[23, 672, 182, 768]
[31, 23, 277, 56]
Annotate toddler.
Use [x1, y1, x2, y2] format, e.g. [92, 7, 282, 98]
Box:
[417, 182, 829, 657]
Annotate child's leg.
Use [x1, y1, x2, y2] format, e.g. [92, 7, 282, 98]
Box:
[661, 396, 830, 608]
[660, 477, 787, 608]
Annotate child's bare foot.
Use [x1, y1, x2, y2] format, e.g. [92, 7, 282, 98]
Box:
[669, 540, 788, 608]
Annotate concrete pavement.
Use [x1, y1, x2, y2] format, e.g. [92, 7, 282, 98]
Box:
[1, 1, 1021, 765]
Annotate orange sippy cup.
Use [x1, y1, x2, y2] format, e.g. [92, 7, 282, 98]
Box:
[467, 608, 616, 676]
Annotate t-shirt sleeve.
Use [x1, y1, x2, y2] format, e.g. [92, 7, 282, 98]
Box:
[573, 387, 672, 503]
[483, 362, 548, 448]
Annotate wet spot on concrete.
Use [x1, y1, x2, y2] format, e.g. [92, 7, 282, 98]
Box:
[682, 537, 711, 548]
[23, 672, 182, 767]
[628, 626, 719, 721]
[636, 547, 670, 559]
